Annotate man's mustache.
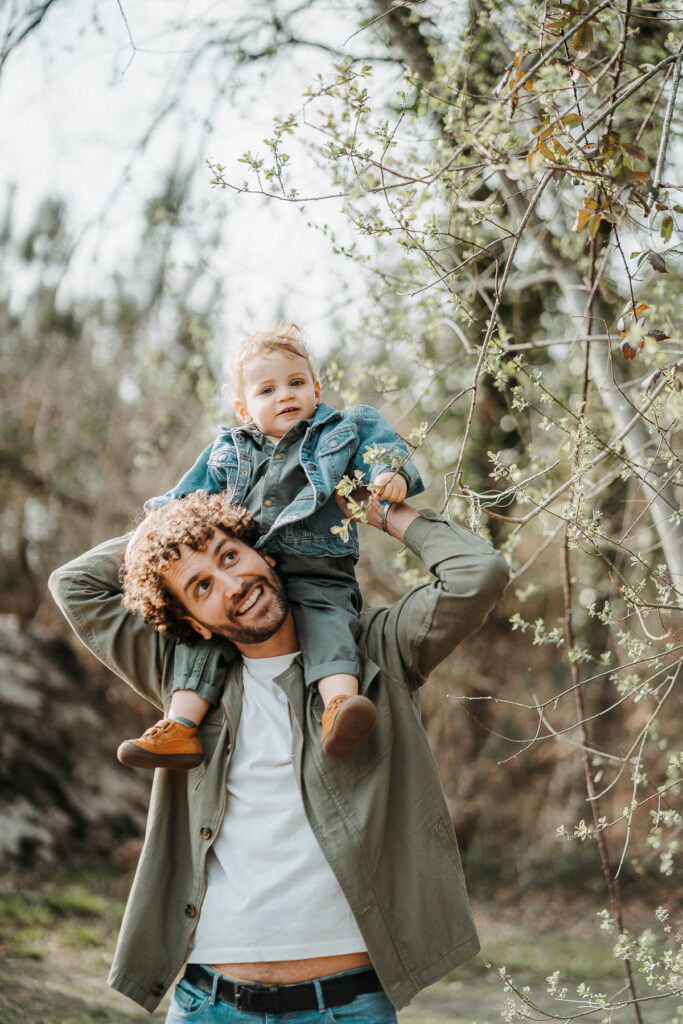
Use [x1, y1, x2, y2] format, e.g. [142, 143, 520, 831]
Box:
[229, 574, 279, 617]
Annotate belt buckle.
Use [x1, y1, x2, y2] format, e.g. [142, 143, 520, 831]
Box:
[233, 982, 280, 1013]
[234, 983, 253, 1012]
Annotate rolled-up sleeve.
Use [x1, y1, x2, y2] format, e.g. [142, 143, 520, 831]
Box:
[364, 510, 509, 688]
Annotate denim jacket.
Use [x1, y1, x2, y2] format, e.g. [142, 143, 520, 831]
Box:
[148, 403, 424, 559]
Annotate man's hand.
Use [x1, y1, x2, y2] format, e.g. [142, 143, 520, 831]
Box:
[373, 471, 408, 503]
[334, 486, 419, 541]
[124, 515, 155, 568]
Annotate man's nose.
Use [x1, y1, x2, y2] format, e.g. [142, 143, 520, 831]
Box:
[216, 573, 244, 602]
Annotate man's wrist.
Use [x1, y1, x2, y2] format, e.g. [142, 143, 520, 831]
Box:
[380, 502, 420, 541]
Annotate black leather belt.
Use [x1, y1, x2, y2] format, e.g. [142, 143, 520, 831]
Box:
[183, 963, 383, 1013]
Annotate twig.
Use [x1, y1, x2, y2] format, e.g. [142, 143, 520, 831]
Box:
[648, 42, 683, 205]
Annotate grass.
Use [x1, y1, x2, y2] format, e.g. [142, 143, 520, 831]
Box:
[0, 870, 680, 1024]
[0, 869, 156, 1024]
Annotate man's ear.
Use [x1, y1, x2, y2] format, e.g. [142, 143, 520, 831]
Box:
[234, 398, 252, 424]
[264, 554, 276, 568]
[186, 616, 213, 641]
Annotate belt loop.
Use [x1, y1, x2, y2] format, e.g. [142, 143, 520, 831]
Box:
[209, 969, 220, 1007]
[313, 978, 325, 1013]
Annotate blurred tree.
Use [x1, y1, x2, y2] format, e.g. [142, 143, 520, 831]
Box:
[2, 3, 681, 1020]
[0, 174, 223, 622]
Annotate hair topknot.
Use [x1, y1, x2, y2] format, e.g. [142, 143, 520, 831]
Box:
[122, 492, 259, 645]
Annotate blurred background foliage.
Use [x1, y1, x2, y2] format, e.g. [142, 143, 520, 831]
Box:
[1, 1, 681, 1021]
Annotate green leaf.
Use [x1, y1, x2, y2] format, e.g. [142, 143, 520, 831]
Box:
[660, 215, 674, 243]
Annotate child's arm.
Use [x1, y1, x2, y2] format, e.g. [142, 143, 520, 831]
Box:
[144, 440, 222, 512]
[352, 406, 424, 499]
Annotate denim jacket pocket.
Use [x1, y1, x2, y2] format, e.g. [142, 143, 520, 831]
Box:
[317, 427, 358, 480]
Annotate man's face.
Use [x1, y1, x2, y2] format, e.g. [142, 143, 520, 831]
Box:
[162, 530, 289, 647]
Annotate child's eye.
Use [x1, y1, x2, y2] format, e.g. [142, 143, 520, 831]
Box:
[260, 386, 274, 395]
[291, 379, 305, 387]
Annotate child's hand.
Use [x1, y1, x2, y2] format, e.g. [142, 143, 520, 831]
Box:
[373, 471, 408, 503]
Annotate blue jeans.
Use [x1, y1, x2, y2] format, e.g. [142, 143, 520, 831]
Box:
[165, 966, 398, 1024]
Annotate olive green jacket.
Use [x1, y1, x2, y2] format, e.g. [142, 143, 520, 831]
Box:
[49, 511, 509, 1013]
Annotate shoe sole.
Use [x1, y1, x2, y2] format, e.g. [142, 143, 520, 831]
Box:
[321, 697, 378, 757]
[117, 742, 204, 771]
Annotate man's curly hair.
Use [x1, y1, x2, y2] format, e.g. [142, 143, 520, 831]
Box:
[122, 492, 259, 645]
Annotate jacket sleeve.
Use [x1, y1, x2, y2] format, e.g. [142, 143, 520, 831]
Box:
[363, 510, 509, 690]
[144, 441, 222, 512]
[351, 406, 424, 498]
[48, 537, 229, 710]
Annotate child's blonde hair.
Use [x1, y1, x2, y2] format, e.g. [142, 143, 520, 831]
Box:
[230, 323, 319, 400]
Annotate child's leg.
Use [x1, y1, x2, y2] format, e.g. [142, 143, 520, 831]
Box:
[168, 690, 212, 727]
[317, 673, 376, 757]
[317, 673, 358, 705]
[117, 641, 235, 771]
[281, 555, 377, 757]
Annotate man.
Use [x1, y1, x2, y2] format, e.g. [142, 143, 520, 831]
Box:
[49, 491, 508, 1022]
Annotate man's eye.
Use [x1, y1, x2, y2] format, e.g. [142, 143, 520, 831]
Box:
[221, 551, 237, 566]
[196, 580, 210, 597]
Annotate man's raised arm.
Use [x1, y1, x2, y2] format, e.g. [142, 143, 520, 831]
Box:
[362, 502, 509, 688]
[48, 537, 225, 711]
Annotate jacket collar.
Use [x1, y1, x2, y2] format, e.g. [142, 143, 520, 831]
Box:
[229, 402, 341, 441]
[311, 401, 341, 426]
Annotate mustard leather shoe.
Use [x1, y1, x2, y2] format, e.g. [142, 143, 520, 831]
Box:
[117, 719, 204, 770]
[321, 695, 377, 757]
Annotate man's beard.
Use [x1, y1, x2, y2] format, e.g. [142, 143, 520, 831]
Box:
[201, 571, 290, 645]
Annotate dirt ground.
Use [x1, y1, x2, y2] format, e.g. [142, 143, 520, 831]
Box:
[1, 874, 680, 1024]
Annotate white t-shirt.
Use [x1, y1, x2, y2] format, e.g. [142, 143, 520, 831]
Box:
[189, 652, 367, 963]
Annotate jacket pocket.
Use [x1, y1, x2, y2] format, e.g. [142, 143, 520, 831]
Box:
[317, 427, 358, 479]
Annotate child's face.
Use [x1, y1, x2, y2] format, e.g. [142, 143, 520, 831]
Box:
[234, 350, 321, 440]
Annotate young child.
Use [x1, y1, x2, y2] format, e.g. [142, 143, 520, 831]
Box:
[117, 323, 423, 769]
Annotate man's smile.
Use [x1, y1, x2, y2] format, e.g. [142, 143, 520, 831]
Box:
[235, 584, 263, 615]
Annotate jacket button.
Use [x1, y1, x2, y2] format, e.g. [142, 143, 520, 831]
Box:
[308, 463, 317, 470]
[264, 499, 273, 507]
[317, 493, 326, 503]
[275, 453, 284, 460]
[150, 982, 165, 997]
[200, 826, 213, 840]
[185, 904, 198, 918]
